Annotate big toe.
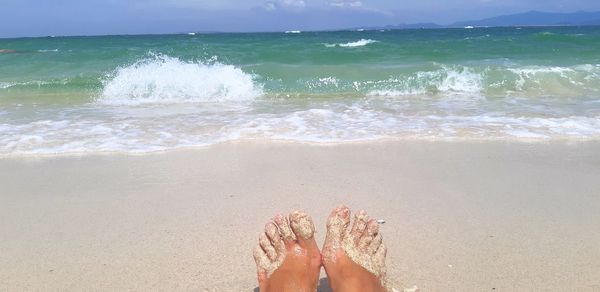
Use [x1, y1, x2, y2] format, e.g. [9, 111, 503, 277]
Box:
[359, 219, 379, 250]
[289, 210, 316, 248]
[324, 205, 351, 247]
[349, 209, 370, 244]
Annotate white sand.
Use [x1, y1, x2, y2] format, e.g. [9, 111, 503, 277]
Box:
[1, 141, 600, 291]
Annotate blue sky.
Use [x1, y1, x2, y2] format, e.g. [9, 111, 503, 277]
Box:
[1, 0, 600, 37]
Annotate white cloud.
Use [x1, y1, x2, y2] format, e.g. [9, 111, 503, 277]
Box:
[263, 1, 277, 11]
[263, 0, 306, 11]
[159, 0, 241, 9]
[328, 0, 362, 8]
[282, 0, 306, 8]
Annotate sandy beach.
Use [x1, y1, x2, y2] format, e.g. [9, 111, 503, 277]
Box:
[1, 141, 600, 291]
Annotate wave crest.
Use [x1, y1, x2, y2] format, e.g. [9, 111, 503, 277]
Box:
[367, 64, 600, 97]
[97, 54, 262, 105]
[325, 39, 379, 48]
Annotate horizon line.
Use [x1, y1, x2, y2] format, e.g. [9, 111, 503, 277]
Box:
[2, 23, 600, 41]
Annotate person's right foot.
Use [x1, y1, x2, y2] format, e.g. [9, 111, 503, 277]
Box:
[322, 205, 388, 292]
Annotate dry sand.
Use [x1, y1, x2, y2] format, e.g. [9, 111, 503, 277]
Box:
[1, 141, 600, 291]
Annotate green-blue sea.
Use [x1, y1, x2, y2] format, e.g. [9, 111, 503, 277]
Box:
[1, 27, 600, 154]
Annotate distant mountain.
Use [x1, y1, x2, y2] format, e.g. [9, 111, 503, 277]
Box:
[452, 11, 600, 27]
[349, 23, 443, 31]
[349, 11, 600, 32]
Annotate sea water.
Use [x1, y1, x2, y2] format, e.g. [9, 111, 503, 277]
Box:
[1, 27, 600, 155]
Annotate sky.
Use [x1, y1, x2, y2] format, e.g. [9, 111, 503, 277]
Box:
[1, 0, 600, 38]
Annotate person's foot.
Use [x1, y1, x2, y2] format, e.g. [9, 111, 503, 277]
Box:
[253, 211, 321, 292]
[322, 205, 388, 292]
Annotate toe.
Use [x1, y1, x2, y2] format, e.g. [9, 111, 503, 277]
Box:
[289, 210, 316, 247]
[265, 222, 285, 254]
[324, 205, 351, 247]
[253, 245, 270, 274]
[259, 232, 277, 260]
[273, 214, 297, 244]
[367, 233, 383, 255]
[349, 210, 370, 244]
[374, 242, 387, 268]
[359, 219, 379, 250]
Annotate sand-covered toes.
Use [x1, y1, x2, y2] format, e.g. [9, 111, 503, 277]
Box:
[322, 205, 388, 292]
[253, 211, 321, 292]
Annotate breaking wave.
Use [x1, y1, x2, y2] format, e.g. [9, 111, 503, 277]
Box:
[0, 79, 73, 89]
[365, 64, 600, 97]
[37, 49, 59, 53]
[97, 54, 263, 105]
[325, 39, 379, 48]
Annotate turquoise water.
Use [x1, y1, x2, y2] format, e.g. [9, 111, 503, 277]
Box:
[1, 27, 600, 154]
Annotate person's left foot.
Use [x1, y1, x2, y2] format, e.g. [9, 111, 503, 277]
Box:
[253, 210, 322, 292]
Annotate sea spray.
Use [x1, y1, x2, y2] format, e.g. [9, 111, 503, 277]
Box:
[97, 54, 262, 105]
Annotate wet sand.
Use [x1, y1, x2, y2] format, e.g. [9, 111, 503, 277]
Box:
[1, 141, 600, 291]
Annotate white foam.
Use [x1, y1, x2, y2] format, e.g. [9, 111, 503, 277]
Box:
[305, 77, 340, 90]
[339, 39, 378, 47]
[501, 65, 600, 95]
[3, 98, 600, 156]
[365, 64, 600, 97]
[367, 89, 424, 96]
[285, 30, 301, 34]
[97, 54, 263, 105]
[508, 66, 575, 75]
[437, 67, 483, 93]
[0, 79, 68, 89]
[366, 66, 483, 96]
[325, 39, 379, 48]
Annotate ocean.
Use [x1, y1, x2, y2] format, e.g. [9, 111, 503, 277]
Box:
[1, 26, 600, 155]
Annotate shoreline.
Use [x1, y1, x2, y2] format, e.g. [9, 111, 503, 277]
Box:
[2, 137, 600, 159]
[1, 140, 600, 291]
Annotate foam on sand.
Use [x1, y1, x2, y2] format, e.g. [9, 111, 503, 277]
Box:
[3, 98, 600, 155]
